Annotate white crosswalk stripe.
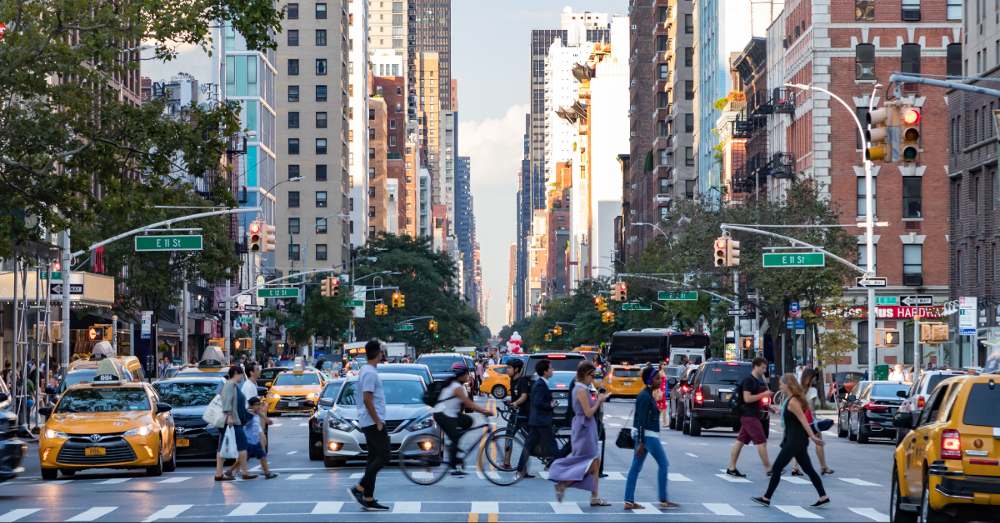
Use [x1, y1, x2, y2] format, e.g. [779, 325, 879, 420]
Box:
[685, 452, 698, 458]
[548, 502, 583, 514]
[471, 502, 498, 514]
[703, 503, 742, 516]
[668, 473, 691, 482]
[67, 507, 118, 522]
[774, 505, 822, 519]
[310, 502, 344, 515]
[97, 478, 130, 484]
[227, 503, 267, 517]
[392, 502, 421, 513]
[715, 473, 751, 483]
[840, 477, 881, 487]
[287, 450, 298, 455]
[850, 507, 889, 522]
[781, 476, 812, 485]
[0, 509, 40, 523]
[157, 476, 190, 484]
[604, 471, 626, 480]
[629, 504, 661, 515]
[287, 473, 312, 480]
[142, 504, 192, 522]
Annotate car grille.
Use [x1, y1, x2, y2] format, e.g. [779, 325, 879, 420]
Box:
[384, 420, 407, 433]
[57, 436, 137, 465]
[360, 443, 402, 452]
[173, 415, 207, 428]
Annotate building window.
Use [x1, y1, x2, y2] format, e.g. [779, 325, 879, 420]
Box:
[947, 0, 961, 20]
[315, 2, 327, 19]
[901, 0, 921, 21]
[658, 177, 670, 193]
[903, 326, 914, 365]
[315, 59, 328, 75]
[856, 107, 869, 148]
[901, 44, 921, 74]
[656, 36, 668, 52]
[857, 321, 869, 365]
[316, 138, 328, 155]
[658, 64, 668, 80]
[685, 113, 694, 133]
[947, 43, 962, 77]
[316, 164, 327, 181]
[684, 14, 693, 33]
[288, 243, 300, 261]
[368, 206, 376, 218]
[389, 135, 397, 147]
[288, 217, 300, 235]
[685, 47, 694, 67]
[858, 243, 877, 273]
[855, 44, 875, 80]
[315, 29, 327, 46]
[288, 59, 299, 76]
[657, 6, 668, 23]
[286, 3, 299, 19]
[389, 119, 397, 129]
[659, 149, 671, 167]
[289, 164, 300, 179]
[288, 111, 299, 129]
[856, 176, 876, 217]
[287, 29, 299, 46]
[288, 85, 299, 102]
[315, 191, 328, 208]
[855, 0, 875, 21]
[288, 191, 300, 208]
[315, 85, 327, 102]
[659, 206, 670, 222]
[316, 111, 328, 128]
[685, 179, 696, 198]
[288, 138, 300, 155]
[902, 177, 922, 218]
[685, 147, 694, 166]
[657, 92, 668, 108]
[315, 244, 328, 261]
[904, 244, 923, 283]
[316, 217, 328, 234]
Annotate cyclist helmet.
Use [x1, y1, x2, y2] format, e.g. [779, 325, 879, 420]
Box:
[451, 362, 470, 377]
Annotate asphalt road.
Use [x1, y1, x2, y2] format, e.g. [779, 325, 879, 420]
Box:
[0, 398, 896, 522]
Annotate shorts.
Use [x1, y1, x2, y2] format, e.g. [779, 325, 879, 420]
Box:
[736, 416, 767, 445]
[246, 443, 266, 460]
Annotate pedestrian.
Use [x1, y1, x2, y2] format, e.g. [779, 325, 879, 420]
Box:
[474, 359, 485, 396]
[657, 358, 669, 426]
[215, 365, 257, 481]
[752, 373, 830, 508]
[504, 359, 533, 475]
[92, 331, 114, 360]
[726, 357, 773, 478]
[432, 363, 492, 475]
[347, 340, 389, 511]
[549, 361, 610, 506]
[518, 359, 557, 475]
[244, 397, 279, 479]
[624, 365, 678, 510]
[791, 368, 834, 476]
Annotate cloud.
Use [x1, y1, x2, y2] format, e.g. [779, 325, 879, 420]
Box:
[460, 104, 528, 332]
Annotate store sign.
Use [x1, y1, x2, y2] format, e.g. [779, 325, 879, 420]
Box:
[959, 296, 977, 336]
[140, 311, 153, 340]
[819, 305, 946, 320]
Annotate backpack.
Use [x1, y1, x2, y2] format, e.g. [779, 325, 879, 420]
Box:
[423, 379, 452, 407]
[729, 380, 744, 415]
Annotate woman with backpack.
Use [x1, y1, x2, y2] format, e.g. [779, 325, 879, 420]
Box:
[431, 363, 492, 476]
[624, 366, 679, 511]
[549, 361, 610, 506]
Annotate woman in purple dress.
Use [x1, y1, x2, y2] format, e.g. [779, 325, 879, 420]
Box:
[549, 361, 611, 507]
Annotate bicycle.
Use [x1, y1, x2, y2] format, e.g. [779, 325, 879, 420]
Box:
[399, 411, 526, 487]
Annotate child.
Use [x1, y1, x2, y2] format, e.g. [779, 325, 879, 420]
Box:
[245, 397, 278, 479]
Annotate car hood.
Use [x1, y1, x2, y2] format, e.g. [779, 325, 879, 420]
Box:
[332, 404, 431, 422]
[169, 405, 207, 417]
[47, 411, 152, 433]
[269, 385, 321, 396]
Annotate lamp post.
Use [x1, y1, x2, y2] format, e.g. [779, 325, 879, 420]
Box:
[631, 222, 669, 242]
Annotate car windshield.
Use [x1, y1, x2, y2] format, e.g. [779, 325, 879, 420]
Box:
[614, 368, 641, 378]
[338, 380, 424, 406]
[260, 369, 282, 380]
[418, 356, 461, 373]
[490, 366, 508, 375]
[663, 367, 683, 378]
[963, 383, 1000, 427]
[378, 367, 428, 382]
[177, 370, 228, 378]
[273, 373, 321, 386]
[321, 381, 343, 400]
[549, 373, 575, 389]
[870, 383, 909, 398]
[63, 370, 97, 388]
[533, 356, 584, 372]
[56, 388, 150, 413]
[702, 364, 749, 384]
[153, 382, 219, 407]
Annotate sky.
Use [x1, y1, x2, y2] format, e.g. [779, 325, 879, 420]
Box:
[143, 0, 627, 334]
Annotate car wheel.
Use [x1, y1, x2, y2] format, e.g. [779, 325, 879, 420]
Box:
[919, 472, 949, 523]
[163, 443, 177, 472]
[146, 450, 164, 476]
[41, 468, 58, 481]
[689, 417, 702, 437]
[60, 469, 76, 477]
[491, 385, 507, 400]
[323, 456, 344, 468]
[309, 434, 323, 461]
[891, 463, 917, 523]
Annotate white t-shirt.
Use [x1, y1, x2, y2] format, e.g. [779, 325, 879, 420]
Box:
[433, 381, 464, 418]
[241, 379, 259, 407]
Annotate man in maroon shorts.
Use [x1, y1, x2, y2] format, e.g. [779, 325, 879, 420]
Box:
[726, 357, 773, 478]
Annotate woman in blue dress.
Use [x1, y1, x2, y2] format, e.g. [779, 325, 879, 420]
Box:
[548, 361, 611, 507]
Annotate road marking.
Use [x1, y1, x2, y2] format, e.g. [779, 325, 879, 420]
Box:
[537, 471, 549, 480]
[298, 422, 309, 427]
[685, 452, 698, 458]
[549, 502, 583, 514]
[604, 471, 626, 480]
[703, 503, 742, 516]
[227, 503, 266, 517]
[471, 502, 498, 514]
[67, 507, 118, 522]
[715, 473, 751, 483]
[781, 476, 812, 485]
[0, 509, 40, 523]
[287, 450, 298, 455]
[668, 473, 691, 482]
[840, 477, 880, 487]
[97, 477, 130, 484]
[392, 502, 420, 513]
[629, 504, 661, 515]
[774, 505, 822, 519]
[467, 513, 478, 523]
[310, 502, 343, 515]
[270, 423, 283, 427]
[158, 476, 190, 484]
[143, 505, 192, 522]
[349, 472, 363, 479]
[849, 507, 890, 522]
[287, 473, 312, 480]
[487, 514, 498, 523]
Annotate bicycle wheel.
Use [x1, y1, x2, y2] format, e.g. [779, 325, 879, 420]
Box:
[399, 433, 449, 485]
[479, 431, 526, 486]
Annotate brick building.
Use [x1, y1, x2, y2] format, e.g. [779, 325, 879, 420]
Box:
[373, 76, 408, 233]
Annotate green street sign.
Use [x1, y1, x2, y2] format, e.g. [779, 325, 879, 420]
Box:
[134, 235, 203, 252]
[346, 299, 364, 307]
[876, 296, 899, 306]
[762, 252, 826, 268]
[621, 302, 652, 311]
[38, 270, 62, 280]
[394, 323, 415, 332]
[257, 287, 299, 299]
[658, 291, 698, 301]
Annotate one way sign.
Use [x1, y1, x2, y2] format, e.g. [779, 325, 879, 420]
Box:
[900, 295, 933, 307]
[50, 283, 84, 295]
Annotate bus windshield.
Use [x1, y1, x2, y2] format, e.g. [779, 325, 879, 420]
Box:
[608, 332, 710, 365]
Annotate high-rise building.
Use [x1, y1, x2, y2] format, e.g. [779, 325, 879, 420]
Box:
[439, 110, 458, 240]
[275, 0, 351, 274]
[369, 96, 390, 234]
[373, 76, 408, 232]
[506, 242, 518, 326]
[515, 114, 530, 321]
[348, 0, 370, 247]
[408, 0, 452, 115]
[414, 51, 442, 205]
[369, 0, 408, 73]
[454, 156, 476, 302]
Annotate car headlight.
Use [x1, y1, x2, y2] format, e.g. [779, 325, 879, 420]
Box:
[328, 416, 356, 432]
[267, 392, 280, 400]
[407, 415, 435, 432]
[124, 424, 153, 437]
[307, 392, 320, 401]
[44, 429, 69, 440]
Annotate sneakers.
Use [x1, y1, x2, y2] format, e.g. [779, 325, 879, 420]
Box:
[810, 498, 831, 508]
[347, 486, 366, 507]
[751, 497, 770, 507]
[726, 468, 748, 478]
[363, 501, 390, 512]
[450, 467, 468, 477]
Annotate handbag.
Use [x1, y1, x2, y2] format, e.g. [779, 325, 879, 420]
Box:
[202, 394, 226, 429]
[812, 418, 834, 433]
[615, 403, 637, 449]
[220, 426, 238, 459]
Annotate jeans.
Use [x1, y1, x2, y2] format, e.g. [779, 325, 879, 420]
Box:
[624, 435, 668, 503]
[359, 425, 390, 498]
[434, 413, 473, 468]
[764, 443, 826, 499]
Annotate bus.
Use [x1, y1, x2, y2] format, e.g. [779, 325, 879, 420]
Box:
[607, 329, 710, 366]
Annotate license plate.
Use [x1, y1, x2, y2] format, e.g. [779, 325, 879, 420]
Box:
[85, 447, 106, 457]
[721, 392, 732, 402]
[288, 401, 299, 407]
[623, 381, 633, 385]
[176, 438, 190, 448]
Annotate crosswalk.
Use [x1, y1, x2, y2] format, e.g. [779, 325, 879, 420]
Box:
[0, 501, 893, 521]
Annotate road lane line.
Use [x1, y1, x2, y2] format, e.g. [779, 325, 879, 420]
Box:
[142, 505, 192, 522]
[849, 507, 890, 522]
[487, 513, 498, 523]
[97, 478, 130, 484]
[227, 503, 266, 517]
[0, 509, 40, 523]
[298, 422, 309, 427]
[715, 473, 751, 483]
[270, 423, 283, 427]
[703, 503, 742, 516]
[287, 473, 312, 480]
[310, 502, 343, 515]
[158, 476, 191, 484]
[467, 513, 478, 523]
[67, 507, 118, 522]
[549, 502, 583, 514]
[537, 471, 549, 480]
[605, 471, 625, 480]
[781, 476, 812, 485]
[349, 472, 363, 479]
[471, 502, 498, 514]
[685, 452, 698, 458]
[840, 477, 880, 487]
[668, 473, 691, 482]
[774, 505, 822, 519]
[287, 450, 298, 455]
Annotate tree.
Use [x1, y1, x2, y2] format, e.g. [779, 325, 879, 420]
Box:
[812, 304, 857, 378]
[264, 279, 353, 348]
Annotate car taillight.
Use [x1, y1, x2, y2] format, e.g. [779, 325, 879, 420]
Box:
[761, 395, 770, 407]
[864, 402, 888, 412]
[941, 429, 961, 459]
[681, 385, 690, 394]
[917, 396, 926, 409]
[694, 386, 704, 405]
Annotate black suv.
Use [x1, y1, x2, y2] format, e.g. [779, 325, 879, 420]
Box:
[680, 361, 770, 437]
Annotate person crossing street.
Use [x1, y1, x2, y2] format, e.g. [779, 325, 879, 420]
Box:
[432, 363, 492, 476]
[727, 357, 773, 478]
[519, 360, 557, 476]
[347, 340, 390, 511]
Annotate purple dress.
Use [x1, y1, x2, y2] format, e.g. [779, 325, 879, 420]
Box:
[547, 383, 599, 492]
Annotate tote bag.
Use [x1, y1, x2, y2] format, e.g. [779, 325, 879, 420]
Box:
[202, 394, 226, 429]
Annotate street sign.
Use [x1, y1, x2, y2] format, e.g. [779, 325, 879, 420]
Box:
[621, 302, 652, 311]
[50, 283, 84, 295]
[786, 318, 806, 330]
[38, 270, 62, 280]
[875, 296, 899, 306]
[856, 276, 888, 287]
[728, 307, 748, 317]
[762, 252, 825, 268]
[243, 304, 263, 312]
[346, 299, 365, 307]
[658, 291, 698, 301]
[959, 296, 977, 336]
[394, 323, 415, 332]
[900, 295, 933, 307]
[134, 235, 204, 252]
[257, 287, 299, 299]
[789, 301, 801, 318]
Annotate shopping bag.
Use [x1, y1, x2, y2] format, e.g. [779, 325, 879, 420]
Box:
[220, 426, 238, 459]
[202, 395, 226, 429]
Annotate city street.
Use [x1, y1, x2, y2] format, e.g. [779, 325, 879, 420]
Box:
[0, 399, 894, 522]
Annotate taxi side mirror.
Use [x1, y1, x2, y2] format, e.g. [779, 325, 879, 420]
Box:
[892, 411, 913, 429]
[319, 398, 334, 408]
[156, 402, 172, 414]
[896, 390, 909, 399]
[38, 406, 53, 417]
[666, 378, 679, 389]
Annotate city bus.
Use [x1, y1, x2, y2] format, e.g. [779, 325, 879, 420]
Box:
[607, 329, 710, 366]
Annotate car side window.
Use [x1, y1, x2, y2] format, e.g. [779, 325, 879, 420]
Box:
[940, 381, 963, 422]
[919, 385, 948, 425]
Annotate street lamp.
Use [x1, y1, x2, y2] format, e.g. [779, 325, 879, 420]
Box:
[631, 222, 669, 241]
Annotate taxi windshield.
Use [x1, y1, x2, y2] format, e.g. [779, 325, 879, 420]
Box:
[63, 370, 97, 388]
[153, 382, 219, 407]
[273, 372, 321, 386]
[56, 388, 150, 413]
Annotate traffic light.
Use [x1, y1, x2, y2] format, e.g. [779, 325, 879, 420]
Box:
[899, 105, 921, 163]
[601, 311, 615, 324]
[594, 295, 607, 312]
[320, 277, 334, 297]
[248, 220, 262, 252]
[553, 325, 563, 337]
[726, 239, 741, 267]
[545, 333, 553, 342]
[714, 237, 728, 268]
[876, 328, 900, 347]
[611, 281, 628, 301]
[391, 291, 405, 308]
[865, 106, 892, 162]
[374, 303, 388, 316]
[428, 319, 438, 333]
[261, 223, 276, 252]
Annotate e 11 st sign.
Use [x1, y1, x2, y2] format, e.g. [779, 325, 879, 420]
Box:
[762, 252, 825, 268]
[135, 235, 203, 252]
[257, 287, 299, 299]
[658, 291, 698, 301]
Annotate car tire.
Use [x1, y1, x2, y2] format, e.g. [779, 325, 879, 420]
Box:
[689, 417, 702, 437]
[163, 443, 177, 472]
[309, 434, 323, 461]
[323, 456, 344, 468]
[146, 450, 164, 476]
[41, 468, 58, 481]
[60, 469, 76, 477]
[919, 472, 949, 523]
[891, 463, 917, 523]
[491, 385, 507, 400]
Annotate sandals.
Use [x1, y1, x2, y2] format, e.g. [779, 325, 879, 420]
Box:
[821, 468, 835, 475]
[623, 502, 643, 510]
[241, 474, 259, 480]
[590, 498, 611, 507]
[214, 474, 234, 482]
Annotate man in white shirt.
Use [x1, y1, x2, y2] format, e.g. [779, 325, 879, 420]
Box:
[242, 363, 261, 405]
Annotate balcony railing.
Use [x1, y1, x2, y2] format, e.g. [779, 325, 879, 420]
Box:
[768, 153, 795, 178]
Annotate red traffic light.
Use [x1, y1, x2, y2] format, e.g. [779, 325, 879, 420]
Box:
[248, 221, 261, 234]
[902, 108, 921, 126]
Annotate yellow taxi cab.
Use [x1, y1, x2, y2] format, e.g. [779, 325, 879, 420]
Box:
[890, 374, 1000, 522]
[38, 359, 177, 480]
[265, 364, 326, 415]
[176, 347, 229, 379]
[480, 364, 510, 399]
[59, 357, 137, 393]
[605, 365, 644, 397]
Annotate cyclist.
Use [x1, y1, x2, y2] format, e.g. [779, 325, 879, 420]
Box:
[433, 363, 492, 476]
